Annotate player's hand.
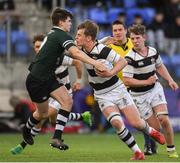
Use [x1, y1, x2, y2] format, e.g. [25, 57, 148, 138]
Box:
[103, 37, 116, 45]
[168, 80, 179, 91]
[96, 69, 113, 78]
[72, 82, 81, 91]
[94, 61, 107, 72]
[146, 75, 157, 85]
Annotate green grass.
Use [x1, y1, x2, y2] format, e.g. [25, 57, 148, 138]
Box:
[0, 133, 180, 162]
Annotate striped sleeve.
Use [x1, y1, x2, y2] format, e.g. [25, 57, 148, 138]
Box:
[122, 56, 134, 78]
[60, 32, 75, 50]
[155, 54, 163, 67]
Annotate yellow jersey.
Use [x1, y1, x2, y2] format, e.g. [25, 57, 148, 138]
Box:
[109, 38, 133, 79]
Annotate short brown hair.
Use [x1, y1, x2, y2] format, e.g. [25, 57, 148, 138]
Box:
[51, 7, 73, 26]
[77, 20, 99, 41]
[112, 20, 126, 29]
[33, 34, 45, 44]
[128, 24, 146, 35]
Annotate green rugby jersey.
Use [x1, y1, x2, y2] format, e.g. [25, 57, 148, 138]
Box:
[29, 26, 75, 81]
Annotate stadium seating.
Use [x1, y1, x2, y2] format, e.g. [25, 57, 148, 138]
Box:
[123, 0, 137, 8]
[88, 7, 108, 24]
[142, 8, 156, 25]
[0, 30, 6, 55]
[0, 43, 6, 55]
[107, 7, 124, 23]
[15, 42, 29, 56]
[11, 30, 29, 43]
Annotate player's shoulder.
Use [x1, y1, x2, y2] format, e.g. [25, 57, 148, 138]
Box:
[125, 48, 135, 58]
[148, 46, 157, 53]
[94, 43, 112, 53]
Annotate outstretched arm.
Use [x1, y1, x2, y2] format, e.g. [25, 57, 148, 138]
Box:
[156, 64, 179, 91]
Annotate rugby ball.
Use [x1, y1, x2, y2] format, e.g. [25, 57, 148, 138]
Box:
[95, 59, 113, 71]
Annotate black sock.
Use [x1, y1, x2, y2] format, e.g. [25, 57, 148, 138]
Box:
[20, 141, 27, 149]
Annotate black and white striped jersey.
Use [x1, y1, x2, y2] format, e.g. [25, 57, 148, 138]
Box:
[83, 43, 122, 94]
[55, 55, 73, 94]
[123, 46, 163, 93]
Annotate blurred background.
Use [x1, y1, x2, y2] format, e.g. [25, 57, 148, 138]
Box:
[0, 0, 180, 134]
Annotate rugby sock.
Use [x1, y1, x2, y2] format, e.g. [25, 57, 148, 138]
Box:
[20, 141, 27, 149]
[117, 128, 141, 153]
[53, 109, 70, 140]
[31, 127, 41, 137]
[26, 115, 40, 130]
[143, 132, 151, 146]
[140, 121, 153, 134]
[167, 145, 175, 152]
[20, 127, 41, 149]
[68, 113, 82, 120]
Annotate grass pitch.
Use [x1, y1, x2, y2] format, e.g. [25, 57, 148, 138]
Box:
[0, 133, 180, 162]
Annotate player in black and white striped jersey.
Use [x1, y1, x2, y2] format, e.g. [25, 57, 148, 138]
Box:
[123, 24, 179, 158]
[75, 20, 166, 160]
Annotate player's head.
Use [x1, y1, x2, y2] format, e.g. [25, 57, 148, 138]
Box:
[33, 34, 45, 54]
[128, 24, 146, 50]
[76, 20, 99, 47]
[112, 20, 127, 42]
[51, 7, 73, 32]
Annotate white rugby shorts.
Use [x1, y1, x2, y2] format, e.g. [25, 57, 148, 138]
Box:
[130, 82, 167, 120]
[94, 84, 135, 111]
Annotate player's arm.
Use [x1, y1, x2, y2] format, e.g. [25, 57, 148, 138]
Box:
[156, 63, 179, 91]
[123, 76, 157, 87]
[68, 46, 106, 71]
[71, 59, 83, 91]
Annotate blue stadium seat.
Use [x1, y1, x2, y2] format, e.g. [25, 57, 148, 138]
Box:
[11, 30, 29, 43]
[88, 8, 108, 24]
[15, 42, 29, 56]
[161, 55, 169, 66]
[142, 8, 156, 25]
[171, 55, 180, 65]
[107, 8, 124, 23]
[123, 0, 137, 8]
[0, 30, 6, 42]
[0, 43, 6, 55]
[98, 30, 111, 40]
[126, 8, 144, 26]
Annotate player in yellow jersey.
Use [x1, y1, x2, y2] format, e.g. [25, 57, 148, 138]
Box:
[101, 20, 157, 155]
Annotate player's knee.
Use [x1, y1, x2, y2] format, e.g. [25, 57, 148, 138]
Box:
[107, 112, 123, 130]
[41, 112, 49, 119]
[158, 114, 169, 127]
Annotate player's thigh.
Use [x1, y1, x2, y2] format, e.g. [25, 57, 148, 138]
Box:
[50, 85, 73, 110]
[102, 105, 119, 118]
[153, 104, 168, 116]
[121, 104, 143, 127]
